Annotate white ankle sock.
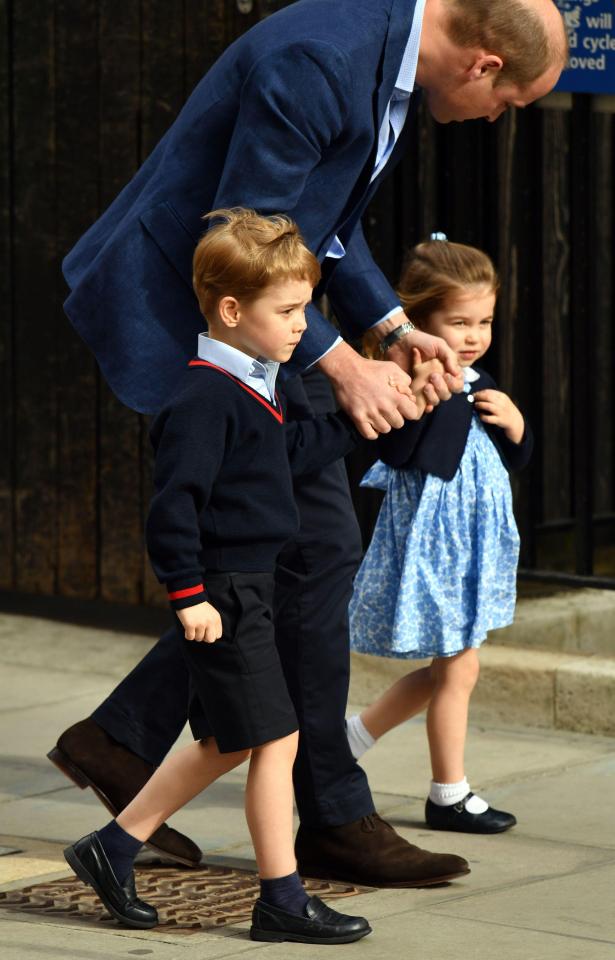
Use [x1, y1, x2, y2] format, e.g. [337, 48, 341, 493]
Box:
[429, 778, 489, 813]
[346, 714, 376, 759]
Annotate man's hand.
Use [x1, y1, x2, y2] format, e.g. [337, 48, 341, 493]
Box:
[473, 389, 525, 444]
[177, 601, 223, 643]
[318, 341, 419, 439]
[387, 330, 464, 403]
[376, 311, 464, 405]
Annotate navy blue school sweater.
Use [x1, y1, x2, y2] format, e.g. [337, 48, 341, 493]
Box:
[146, 361, 360, 610]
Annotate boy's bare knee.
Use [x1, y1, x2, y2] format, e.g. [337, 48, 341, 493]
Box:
[252, 730, 298, 757]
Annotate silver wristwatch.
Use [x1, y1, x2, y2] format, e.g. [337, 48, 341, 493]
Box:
[378, 320, 416, 356]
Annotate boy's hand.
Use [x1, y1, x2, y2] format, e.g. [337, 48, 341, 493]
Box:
[473, 389, 525, 444]
[177, 601, 222, 643]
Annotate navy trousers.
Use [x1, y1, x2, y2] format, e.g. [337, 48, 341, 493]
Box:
[92, 370, 375, 827]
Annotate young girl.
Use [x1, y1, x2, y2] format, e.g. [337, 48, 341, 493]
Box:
[347, 236, 532, 834]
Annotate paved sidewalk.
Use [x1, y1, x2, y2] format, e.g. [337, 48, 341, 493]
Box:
[1, 612, 614, 959]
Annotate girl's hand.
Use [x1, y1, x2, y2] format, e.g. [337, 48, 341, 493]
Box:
[409, 349, 445, 413]
[177, 601, 223, 643]
[473, 389, 525, 444]
[388, 333, 464, 403]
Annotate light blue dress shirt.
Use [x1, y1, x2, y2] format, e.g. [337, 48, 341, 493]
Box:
[197, 333, 279, 403]
[324, 0, 426, 338]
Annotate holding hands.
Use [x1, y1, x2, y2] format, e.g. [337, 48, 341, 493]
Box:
[386, 328, 464, 404]
[406, 349, 445, 416]
[177, 601, 222, 643]
[473, 390, 525, 444]
[319, 316, 463, 440]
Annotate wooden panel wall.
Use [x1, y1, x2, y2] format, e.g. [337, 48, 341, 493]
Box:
[1, 0, 614, 605]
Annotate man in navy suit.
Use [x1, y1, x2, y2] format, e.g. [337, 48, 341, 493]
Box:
[50, 0, 567, 887]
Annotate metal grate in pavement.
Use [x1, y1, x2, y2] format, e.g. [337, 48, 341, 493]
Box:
[0, 863, 365, 936]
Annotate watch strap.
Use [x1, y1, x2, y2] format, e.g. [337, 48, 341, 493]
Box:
[378, 320, 416, 355]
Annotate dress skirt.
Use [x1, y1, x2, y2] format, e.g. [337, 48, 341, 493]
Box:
[349, 417, 520, 660]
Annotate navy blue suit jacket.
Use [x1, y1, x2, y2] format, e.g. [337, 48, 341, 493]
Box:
[376, 369, 534, 480]
[63, 0, 419, 413]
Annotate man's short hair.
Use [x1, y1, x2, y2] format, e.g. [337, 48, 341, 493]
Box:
[193, 208, 321, 318]
[444, 0, 568, 87]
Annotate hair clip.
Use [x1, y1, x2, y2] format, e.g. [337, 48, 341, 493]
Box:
[430, 232, 448, 242]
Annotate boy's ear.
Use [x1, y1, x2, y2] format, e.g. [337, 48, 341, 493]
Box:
[218, 295, 241, 328]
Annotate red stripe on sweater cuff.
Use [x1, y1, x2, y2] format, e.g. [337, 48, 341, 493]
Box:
[168, 584, 205, 601]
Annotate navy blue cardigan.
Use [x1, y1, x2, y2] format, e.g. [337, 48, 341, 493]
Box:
[377, 368, 533, 480]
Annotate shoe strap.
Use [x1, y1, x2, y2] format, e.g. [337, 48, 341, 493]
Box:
[453, 792, 474, 814]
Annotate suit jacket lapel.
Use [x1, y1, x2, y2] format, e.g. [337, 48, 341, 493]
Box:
[330, 0, 419, 251]
[375, 0, 419, 132]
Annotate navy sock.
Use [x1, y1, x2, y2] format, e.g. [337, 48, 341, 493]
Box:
[96, 820, 143, 886]
[260, 871, 310, 916]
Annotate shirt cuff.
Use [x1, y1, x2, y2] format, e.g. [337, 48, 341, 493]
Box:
[368, 306, 405, 330]
[304, 335, 344, 369]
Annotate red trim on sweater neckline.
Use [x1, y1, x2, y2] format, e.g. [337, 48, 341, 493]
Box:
[188, 360, 284, 424]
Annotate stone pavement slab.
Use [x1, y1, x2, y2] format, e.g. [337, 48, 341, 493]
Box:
[1, 614, 614, 958]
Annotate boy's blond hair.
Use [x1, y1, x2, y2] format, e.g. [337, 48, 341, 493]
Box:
[193, 208, 321, 317]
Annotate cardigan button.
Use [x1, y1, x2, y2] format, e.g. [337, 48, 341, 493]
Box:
[467, 394, 475, 403]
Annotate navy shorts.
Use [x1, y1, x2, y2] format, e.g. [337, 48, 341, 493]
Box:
[176, 571, 298, 753]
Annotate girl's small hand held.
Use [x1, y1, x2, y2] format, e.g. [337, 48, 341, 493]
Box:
[473, 389, 525, 444]
[177, 601, 223, 643]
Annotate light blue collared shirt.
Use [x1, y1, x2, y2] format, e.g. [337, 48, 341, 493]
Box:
[197, 333, 279, 403]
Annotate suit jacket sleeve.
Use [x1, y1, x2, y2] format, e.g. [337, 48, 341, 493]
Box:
[210, 41, 353, 367]
[325, 221, 403, 340]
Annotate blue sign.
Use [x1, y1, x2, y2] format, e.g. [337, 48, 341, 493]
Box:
[555, 0, 615, 93]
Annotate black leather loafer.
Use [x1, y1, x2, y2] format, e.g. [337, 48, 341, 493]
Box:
[425, 794, 517, 834]
[49, 719, 202, 867]
[64, 832, 158, 928]
[250, 895, 372, 944]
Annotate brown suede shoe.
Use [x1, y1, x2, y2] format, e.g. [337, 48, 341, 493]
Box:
[48, 718, 202, 868]
[295, 813, 470, 888]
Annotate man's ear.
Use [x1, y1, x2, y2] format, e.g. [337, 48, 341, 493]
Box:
[218, 296, 241, 328]
[470, 53, 504, 80]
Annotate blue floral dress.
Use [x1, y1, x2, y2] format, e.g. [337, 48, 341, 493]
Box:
[349, 376, 520, 660]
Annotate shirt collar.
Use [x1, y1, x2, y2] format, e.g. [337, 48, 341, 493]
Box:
[463, 366, 481, 392]
[197, 333, 280, 400]
[393, 0, 426, 98]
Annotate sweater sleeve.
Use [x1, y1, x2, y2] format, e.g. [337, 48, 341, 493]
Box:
[492, 420, 534, 472]
[285, 410, 361, 476]
[211, 41, 351, 368]
[476, 370, 534, 473]
[376, 415, 431, 468]
[146, 395, 227, 610]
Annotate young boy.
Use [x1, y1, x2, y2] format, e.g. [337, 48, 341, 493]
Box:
[64, 208, 371, 945]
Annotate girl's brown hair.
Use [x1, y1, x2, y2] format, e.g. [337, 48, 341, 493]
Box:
[363, 239, 499, 359]
[193, 207, 321, 318]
